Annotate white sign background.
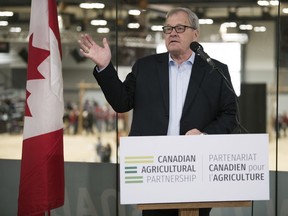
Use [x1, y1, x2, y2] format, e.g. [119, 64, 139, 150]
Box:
[120, 134, 269, 204]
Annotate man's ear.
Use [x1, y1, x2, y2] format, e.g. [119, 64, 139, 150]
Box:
[194, 29, 200, 40]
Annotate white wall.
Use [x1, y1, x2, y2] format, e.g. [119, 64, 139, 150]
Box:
[244, 21, 276, 85]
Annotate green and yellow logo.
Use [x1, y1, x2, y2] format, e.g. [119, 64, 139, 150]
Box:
[124, 156, 154, 184]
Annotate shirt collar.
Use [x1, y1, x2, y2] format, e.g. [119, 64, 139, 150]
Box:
[169, 52, 195, 65]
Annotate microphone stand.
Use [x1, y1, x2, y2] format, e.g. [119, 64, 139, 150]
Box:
[211, 65, 249, 134]
[191, 41, 248, 133]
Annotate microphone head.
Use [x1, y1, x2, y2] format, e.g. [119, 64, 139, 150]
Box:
[190, 41, 203, 52]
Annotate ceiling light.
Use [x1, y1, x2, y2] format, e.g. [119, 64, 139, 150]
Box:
[127, 23, 140, 29]
[222, 22, 237, 28]
[0, 11, 13, 17]
[239, 24, 253, 30]
[9, 27, 22, 33]
[257, 0, 279, 6]
[199, 19, 213, 25]
[254, 26, 266, 32]
[151, 25, 163, 32]
[269, 0, 279, 6]
[128, 9, 141, 16]
[79, 3, 105, 9]
[257, 0, 269, 6]
[0, 21, 8, 26]
[90, 19, 107, 26]
[97, 27, 110, 33]
[283, 8, 288, 14]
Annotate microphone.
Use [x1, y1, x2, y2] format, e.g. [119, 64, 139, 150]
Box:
[190, 41, 215, 68]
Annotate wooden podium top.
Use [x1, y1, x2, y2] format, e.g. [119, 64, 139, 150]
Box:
[138, 201, 252, 210]
[138, 201, 252, 216]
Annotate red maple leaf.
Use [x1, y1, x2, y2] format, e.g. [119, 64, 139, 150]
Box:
[27, 33, 50, 80]
[25, 33, 50, 117]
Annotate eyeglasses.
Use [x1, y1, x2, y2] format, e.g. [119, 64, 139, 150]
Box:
[162, 25, 196, 34]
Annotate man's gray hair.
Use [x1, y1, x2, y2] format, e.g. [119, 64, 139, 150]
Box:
[166, 7, 199, 30]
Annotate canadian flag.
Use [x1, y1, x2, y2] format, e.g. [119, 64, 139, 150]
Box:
[18, 0, 64, 215]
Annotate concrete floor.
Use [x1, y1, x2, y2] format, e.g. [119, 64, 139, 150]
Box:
[0, 132, 287, 171]
[0, 132, 117, 163]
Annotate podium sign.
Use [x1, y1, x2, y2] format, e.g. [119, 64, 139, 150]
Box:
[120, 134, 269, 204]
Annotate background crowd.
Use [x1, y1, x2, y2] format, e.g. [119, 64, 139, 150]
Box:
[0, 97, 129, 136]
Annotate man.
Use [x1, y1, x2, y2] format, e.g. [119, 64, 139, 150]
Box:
[78, 7, 237, 216]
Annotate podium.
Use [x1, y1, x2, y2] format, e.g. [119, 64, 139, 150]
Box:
[138, 201, 252, 216]
[120, 134, 269, 214]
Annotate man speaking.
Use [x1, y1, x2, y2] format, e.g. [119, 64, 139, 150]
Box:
[78, 7, 237, 216]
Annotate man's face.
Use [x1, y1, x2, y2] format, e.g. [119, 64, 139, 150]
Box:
[164, 11, 199, 57]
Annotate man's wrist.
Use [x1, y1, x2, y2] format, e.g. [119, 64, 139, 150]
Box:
[95, 63, 108, 72]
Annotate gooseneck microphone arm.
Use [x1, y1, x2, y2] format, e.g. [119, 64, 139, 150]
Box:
[190, 41, 248, 133]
